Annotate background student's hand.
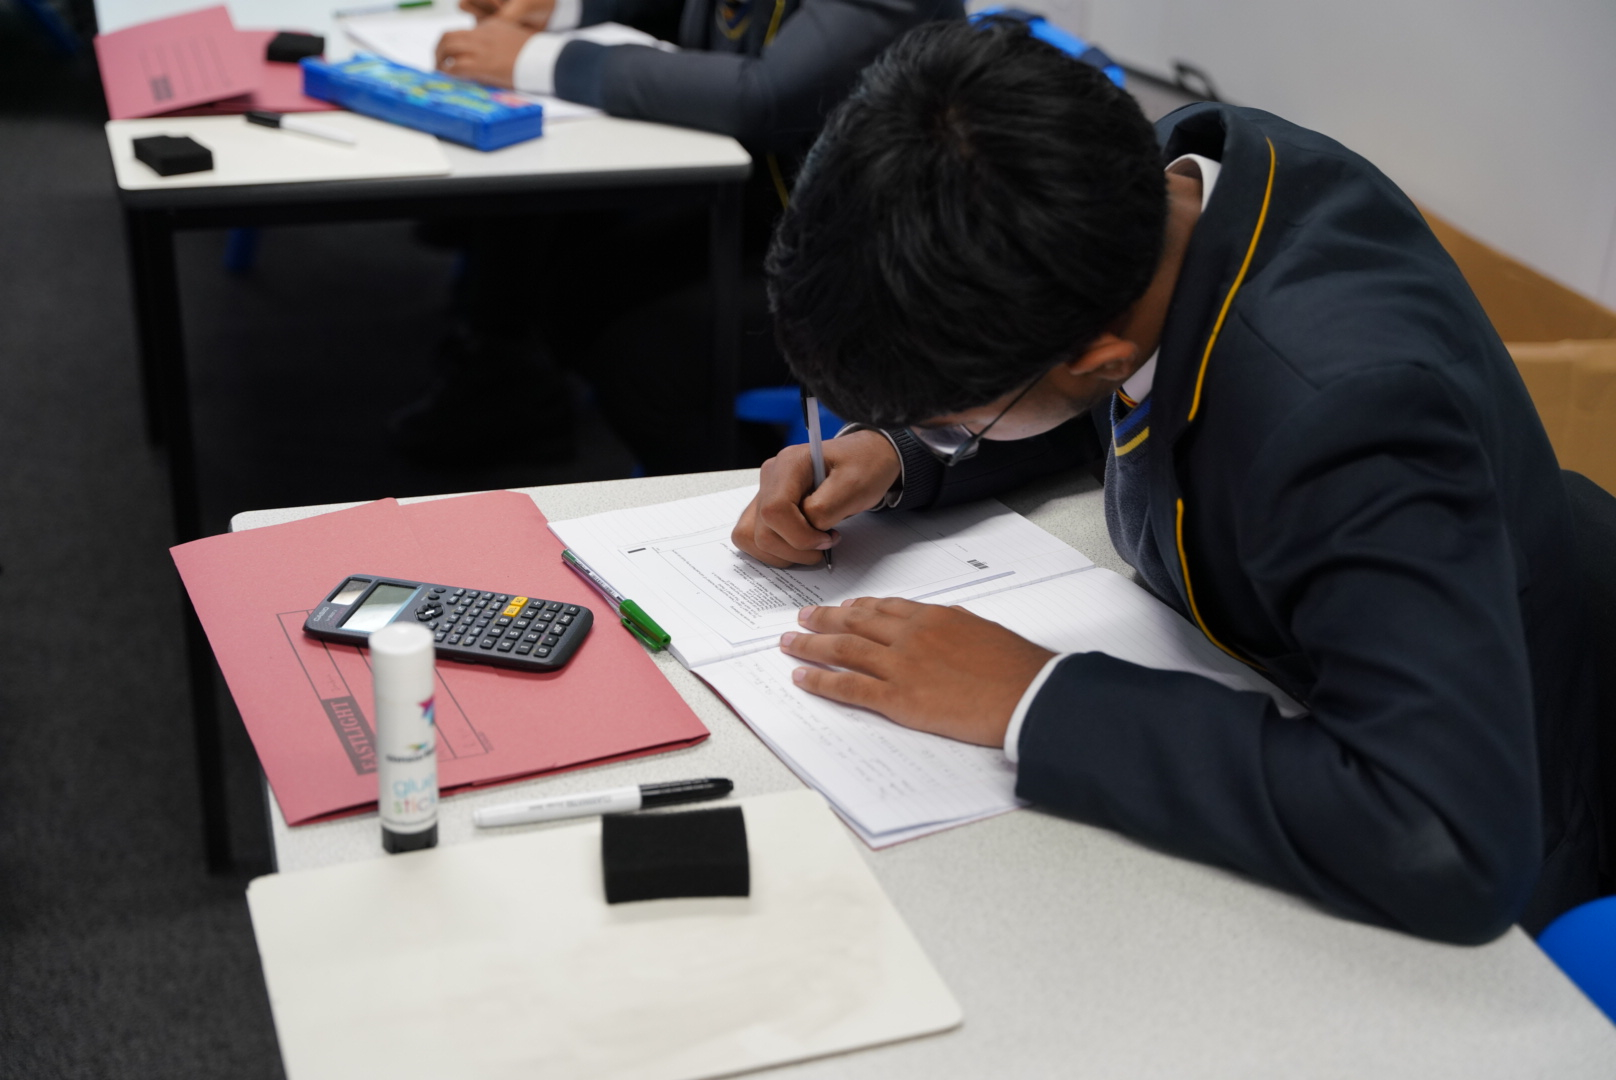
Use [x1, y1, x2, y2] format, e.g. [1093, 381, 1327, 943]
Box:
[459, 0, 557, 29]
[780, 598, 1055, 746]
[732, 430, 901, 568]
[435, 18, 535, 86]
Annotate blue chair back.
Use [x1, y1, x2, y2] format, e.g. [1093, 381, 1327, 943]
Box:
[969, 7, 1126, 87]
[1537, 895, 1616, 1023]
[735, 387, 843, 447]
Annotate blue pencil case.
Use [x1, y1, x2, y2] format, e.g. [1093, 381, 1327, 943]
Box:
[300, 55, 544, 151]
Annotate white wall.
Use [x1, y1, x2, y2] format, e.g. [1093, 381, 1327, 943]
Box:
[1007, 0, 1616, 308]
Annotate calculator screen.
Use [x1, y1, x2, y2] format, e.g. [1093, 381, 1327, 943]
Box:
[341, 583, 417, 633]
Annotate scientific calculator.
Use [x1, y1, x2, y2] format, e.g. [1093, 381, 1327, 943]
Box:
[304, 575, 593, 672]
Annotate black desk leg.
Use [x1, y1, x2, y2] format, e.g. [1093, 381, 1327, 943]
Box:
[129, 209, 233, 872]
[708, 181, 744, 469]
[184, 593, 232, 874]
[123, 207, 168, 448]
[133, 213, 205, 544]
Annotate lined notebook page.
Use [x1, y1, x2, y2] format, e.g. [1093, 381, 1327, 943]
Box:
[700, 567, 1301, 847]
[963, 569, 1303, 715]
[550, 487, 1090, 669]
[698, 649, 1023, 846]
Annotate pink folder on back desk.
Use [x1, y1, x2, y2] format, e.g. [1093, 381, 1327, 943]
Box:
[171, 493, 709, 826]
[172, 31, 339, 115]
[94, 6, 260, 120]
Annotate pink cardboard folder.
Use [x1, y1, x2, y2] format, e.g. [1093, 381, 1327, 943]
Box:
[173, 30, 339, 115]
[172, 493, 709, 825]
[94, 6, 260, 120]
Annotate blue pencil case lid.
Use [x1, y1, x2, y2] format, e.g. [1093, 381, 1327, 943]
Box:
[301, 54, 544, 151]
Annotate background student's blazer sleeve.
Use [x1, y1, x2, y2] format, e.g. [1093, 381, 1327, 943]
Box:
[554, 0, 960, 150]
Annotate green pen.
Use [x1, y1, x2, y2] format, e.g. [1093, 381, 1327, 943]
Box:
[561, 548, 671, 651]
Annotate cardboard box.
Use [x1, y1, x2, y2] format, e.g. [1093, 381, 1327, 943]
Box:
[1422, 210, 1616, 492]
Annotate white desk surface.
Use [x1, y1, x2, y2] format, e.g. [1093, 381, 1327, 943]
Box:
[96, 0, 363, 37]
[106, 111, 751, 192]
[431, 115, 750, 181]
[97, 2, 751, 195]
[233, 469, 1616, 1079]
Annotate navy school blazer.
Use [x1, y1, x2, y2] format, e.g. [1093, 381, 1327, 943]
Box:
[552, 0, 964, 152]
[883, 103, 1605, 943]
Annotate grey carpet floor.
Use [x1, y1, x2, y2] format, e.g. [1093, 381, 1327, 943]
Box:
[0, 13, 638, 1077]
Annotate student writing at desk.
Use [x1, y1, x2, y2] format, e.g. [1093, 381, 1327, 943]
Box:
[391, 0, 962, 470]
[732, 20, 1607, 941]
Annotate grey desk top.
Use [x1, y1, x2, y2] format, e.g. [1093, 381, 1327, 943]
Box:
[233, 470, 1616, 1079]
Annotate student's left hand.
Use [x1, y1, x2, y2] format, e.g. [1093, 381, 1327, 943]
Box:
[780, 598, 1055, 747]
[435, 19, 534, 87]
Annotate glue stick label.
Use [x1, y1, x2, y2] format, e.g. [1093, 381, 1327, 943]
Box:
[378, 692, 437, 833]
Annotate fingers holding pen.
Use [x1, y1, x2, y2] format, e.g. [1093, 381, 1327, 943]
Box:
[732, 494, 834, 569]
[757, 496, 838, 554]
[731, 451, 844, 568]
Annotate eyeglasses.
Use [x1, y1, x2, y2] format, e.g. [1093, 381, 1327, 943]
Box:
[908, 374, 1044, 466]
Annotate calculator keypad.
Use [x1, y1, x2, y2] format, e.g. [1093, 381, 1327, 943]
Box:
[417, 587, 589, 670]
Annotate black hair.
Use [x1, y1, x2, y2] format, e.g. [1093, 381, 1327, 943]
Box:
[766, 18, 1168, 427]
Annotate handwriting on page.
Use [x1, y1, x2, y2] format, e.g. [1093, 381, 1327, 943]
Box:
[700, 650, 1023, 841]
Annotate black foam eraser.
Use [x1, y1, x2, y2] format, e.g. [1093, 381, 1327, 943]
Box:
[602, 806, 750, 904]
[266, 31, 324, 63]
[131, 135, 213, 177]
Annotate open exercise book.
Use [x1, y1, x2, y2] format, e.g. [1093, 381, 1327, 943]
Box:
[551, 487, 1300, 847]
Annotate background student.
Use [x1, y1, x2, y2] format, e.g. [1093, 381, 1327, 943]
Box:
[393, 0, 964, 469]
[734, 20, 1606, 942]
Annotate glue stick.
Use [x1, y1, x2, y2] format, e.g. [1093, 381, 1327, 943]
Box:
[371, 622, 438, 853]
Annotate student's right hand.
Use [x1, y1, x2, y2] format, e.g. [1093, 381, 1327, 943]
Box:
[732, 430, 901, 568]
[459, 0, 556, 30]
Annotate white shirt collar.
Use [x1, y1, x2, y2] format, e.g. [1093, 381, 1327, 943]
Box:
[1117, 153, 1222, 404]
[1170, 152, 1223, 211]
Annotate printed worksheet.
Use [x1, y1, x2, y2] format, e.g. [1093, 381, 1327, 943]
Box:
[552, 486, 1091, 667]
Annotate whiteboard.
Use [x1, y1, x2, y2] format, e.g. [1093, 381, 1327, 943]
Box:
[247, 790, 962, 1080]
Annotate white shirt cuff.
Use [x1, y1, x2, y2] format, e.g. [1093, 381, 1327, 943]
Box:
[1004, 653, 1069, 763]
[548, 0, 581, 31]
[512, 31, 571, 95]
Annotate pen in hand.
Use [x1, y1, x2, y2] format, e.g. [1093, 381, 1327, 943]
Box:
[804, 395, 834, 573]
